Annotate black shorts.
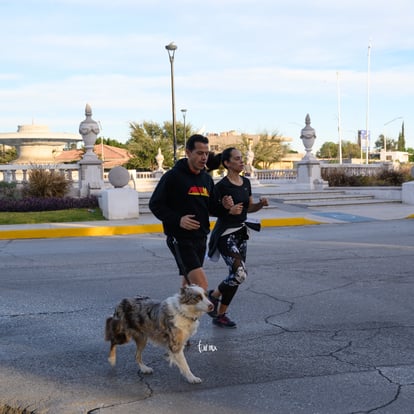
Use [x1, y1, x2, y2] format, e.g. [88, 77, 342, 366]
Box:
[166, 236, 207, 276]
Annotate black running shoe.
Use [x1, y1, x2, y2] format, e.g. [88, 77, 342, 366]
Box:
[213, 313, 237, 328]
[207, 290, 219, 318]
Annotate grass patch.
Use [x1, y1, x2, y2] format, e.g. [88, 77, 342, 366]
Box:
[0, 208, 105, 225]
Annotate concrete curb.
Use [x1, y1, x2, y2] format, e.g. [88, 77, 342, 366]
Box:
[0, 217, 323, 240]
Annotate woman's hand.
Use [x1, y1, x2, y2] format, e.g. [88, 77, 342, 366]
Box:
[222, 195, 234, 210]
[229, 202, 243, 215]
[259, 197, 269, 207]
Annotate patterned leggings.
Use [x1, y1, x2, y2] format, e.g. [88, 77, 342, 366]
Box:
[217, 227, 248, 306]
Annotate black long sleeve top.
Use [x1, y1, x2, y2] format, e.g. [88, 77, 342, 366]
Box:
[149, 158, 221, 239]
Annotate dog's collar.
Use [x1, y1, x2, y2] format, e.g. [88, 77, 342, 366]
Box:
[178, 311, 199, 322]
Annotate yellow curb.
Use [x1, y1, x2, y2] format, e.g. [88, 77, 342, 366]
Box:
[406, 214, 414, 219]
[0, 224, 164, 240]
[261, 217, 322, 227]
[0, 217, 322, 240]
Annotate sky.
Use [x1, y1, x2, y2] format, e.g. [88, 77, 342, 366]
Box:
[0, 0, 413, 153]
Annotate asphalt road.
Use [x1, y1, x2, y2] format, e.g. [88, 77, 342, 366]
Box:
[1, 220, 414, 413]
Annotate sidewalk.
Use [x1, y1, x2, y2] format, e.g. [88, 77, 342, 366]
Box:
[1, 202, 413, 239]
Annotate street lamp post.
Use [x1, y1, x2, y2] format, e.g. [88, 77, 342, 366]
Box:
[165, 42, 178, 164]
[181, 109, 187, 151]
[336, 71, 343, 164]
[365, 41, 372, 164]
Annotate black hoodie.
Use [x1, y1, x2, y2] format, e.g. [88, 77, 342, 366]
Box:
[149, 158, 219, 239]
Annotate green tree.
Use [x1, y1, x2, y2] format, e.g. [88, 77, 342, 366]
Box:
[161, 120, 192, 150]
[375, 135, 397, 151]
[407, 147, 414, 162]
[125, 120, 193, 170]
[125, 122, 166, 170]
[317, 141, 338, 158]
[397, 122, 405, 151]
[238, 131, 288, 169]
[96, 137, 127, 148]
[317, 141, 361, 159]
[0, 146, 17, 163]
[341, 141, 361, 159]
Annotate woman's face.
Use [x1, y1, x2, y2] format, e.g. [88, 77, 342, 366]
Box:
[225, 149, 244, 173]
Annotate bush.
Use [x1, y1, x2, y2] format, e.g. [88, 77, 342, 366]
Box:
[321, 169, 370, 186]
[0, 182, 18, 199]
[321, 166, 413, 187]
[23, 168, 71, 198]
[376, 169, 406, 186]
[0, 196, 99, 212]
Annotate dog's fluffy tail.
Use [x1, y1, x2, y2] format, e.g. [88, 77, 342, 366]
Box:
[105, 317, 114, 341]
[105, 315, 131, 367]
[105, 316, 130, 344]
[105, 299, 133, 342]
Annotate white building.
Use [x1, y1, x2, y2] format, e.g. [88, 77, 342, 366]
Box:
[379, 149, 409, 163]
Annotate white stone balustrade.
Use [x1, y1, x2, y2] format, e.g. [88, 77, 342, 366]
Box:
[320, 163, 391, 177]
[254, 169, 297, 182]
[1, 163, 396, 191]
[0, 164, 79, 183]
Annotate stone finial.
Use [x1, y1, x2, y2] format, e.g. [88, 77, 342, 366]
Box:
[85, 103, 92, 116]
[79, 103, 100, 160]
[155, 147, 165, 171]
[108, 166, 130, 188]
[300, 114, 316, 160]
[245, 141, 255, 177]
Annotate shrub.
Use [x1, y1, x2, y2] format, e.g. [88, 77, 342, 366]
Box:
[322, 166, 412, 187]
[22, 167, 72, 198]
[0, 196, 99, 212]
[322, 169, 347, 186]
[0, 182, 18, 199]
[322, 169, 369, 186]
[376, 169, 406, 186]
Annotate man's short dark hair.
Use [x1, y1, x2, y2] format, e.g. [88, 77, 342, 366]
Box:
[186, 134, 209, 151]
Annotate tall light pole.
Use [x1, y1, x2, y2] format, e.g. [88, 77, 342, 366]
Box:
[383, 116, 403, 156]
[165, 42, 178, 164]
[181, 109, 187, 151]
[336, 71, 343, 164]
[365, 41, 372, 164]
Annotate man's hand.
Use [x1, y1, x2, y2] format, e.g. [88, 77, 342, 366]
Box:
[180, 215, 201, 230]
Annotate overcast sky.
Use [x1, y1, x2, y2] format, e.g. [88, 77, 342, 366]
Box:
[0, 0, 413, 152]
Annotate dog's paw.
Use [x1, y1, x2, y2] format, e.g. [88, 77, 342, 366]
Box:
[108, 356, 116, 367]
[139, 365, 154, 375]
[186, 375, 202, 384]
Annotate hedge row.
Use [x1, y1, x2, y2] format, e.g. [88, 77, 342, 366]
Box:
[321, 168, 411, 187]
[0, 196, 99, 212]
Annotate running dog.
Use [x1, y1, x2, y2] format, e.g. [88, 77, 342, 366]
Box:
[105, 284, 213, 384]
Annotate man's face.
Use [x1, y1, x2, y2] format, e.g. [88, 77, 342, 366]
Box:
[186, 142, 209, 172]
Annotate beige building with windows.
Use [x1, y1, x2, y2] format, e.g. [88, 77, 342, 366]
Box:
[206, 130, 302, 169]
